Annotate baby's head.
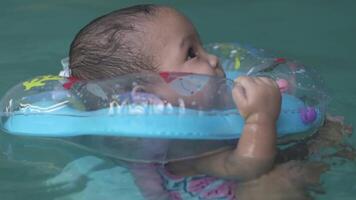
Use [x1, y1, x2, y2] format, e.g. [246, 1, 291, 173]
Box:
[69, 4, 223, 80]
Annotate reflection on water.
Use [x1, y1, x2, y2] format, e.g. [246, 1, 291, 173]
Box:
[0, 134, 144, 200]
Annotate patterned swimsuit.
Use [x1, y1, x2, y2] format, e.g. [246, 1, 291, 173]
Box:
[157, 165, 237, 200]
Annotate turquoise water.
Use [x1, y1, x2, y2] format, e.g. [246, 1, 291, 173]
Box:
[1, 0, 355, 199]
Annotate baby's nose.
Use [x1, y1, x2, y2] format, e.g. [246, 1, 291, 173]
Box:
[207, 53, 219, 68]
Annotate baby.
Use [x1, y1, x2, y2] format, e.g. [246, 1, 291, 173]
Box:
[68, 4, 327, 200]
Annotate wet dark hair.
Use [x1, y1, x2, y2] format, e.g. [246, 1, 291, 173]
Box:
[69, 4, 160, 80]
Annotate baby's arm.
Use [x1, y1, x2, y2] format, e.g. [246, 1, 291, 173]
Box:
[167, 76, 281, 181]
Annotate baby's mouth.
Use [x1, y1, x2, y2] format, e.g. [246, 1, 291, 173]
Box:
[215, 67, 226, 78]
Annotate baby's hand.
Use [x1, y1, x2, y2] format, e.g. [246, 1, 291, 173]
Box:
[232, 76, 281, 124]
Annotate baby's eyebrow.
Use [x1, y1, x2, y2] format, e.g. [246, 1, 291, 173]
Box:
[180, 33, 202, 48]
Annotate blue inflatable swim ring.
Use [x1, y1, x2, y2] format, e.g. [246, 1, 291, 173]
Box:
[0, 43, 328, 140]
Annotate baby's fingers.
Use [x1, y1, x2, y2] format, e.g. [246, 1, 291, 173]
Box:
[232, 77, 249, 109]
[255, 77, 279, 88]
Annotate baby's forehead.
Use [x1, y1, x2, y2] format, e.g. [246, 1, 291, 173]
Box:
[157, 7, 192, 28]
[141, 7, 196, 43]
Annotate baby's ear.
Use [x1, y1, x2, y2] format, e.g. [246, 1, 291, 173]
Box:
[131, 84, 147, 94]
[130, 87, 164, 106]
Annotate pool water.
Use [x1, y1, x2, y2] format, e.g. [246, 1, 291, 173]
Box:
[1, 0, 355, 199]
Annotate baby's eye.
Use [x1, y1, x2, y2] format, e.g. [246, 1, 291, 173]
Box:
[187, 47, 196, 60]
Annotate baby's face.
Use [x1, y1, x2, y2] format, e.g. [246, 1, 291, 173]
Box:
[137, 7, 228, 109]
[143, 7, 224, 77]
